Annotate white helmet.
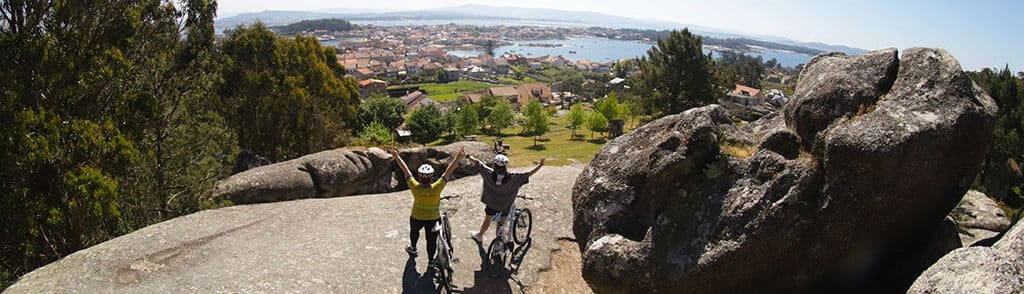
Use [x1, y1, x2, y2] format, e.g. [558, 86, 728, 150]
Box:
[493, 154, 509, 167]
[417, 164, 434, 176]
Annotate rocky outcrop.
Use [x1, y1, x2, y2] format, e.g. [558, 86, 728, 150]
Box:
[572, 48, 998, 292]
[211, 142, 494, 204]
[951, 190, 1013, 246]
[908, 219, 1024, 293]
[5, 165, 584, 293]
[231, 150, 271, 174]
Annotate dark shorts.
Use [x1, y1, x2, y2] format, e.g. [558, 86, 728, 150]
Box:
[484, 206, 501, 216]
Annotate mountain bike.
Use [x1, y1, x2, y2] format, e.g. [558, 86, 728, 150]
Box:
[485, 194, 534, 277]
[433, 194, 460, 293]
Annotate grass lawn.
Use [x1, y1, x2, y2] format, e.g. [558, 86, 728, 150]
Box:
[392, 80, 511, 102]
[426, 110, 631, 168]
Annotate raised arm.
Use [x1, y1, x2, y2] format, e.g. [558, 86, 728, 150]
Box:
[387, 147, 412, 178]
[467, 154, 487, 167]
[442, 147, 466, 181]
[527, 158, 546, 177]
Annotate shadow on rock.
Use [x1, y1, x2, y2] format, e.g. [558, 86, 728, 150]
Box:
[402, 256, 440, 294]
[460, 240, 517, 294]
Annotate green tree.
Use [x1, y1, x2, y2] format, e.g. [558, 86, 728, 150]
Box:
[613, 60, 636, 78]
[970, 66, 1024, 215]
[0, 0, 227, 286]
[484, 39, 496, 57]
[588, 112, 610, 140]
[358, 96, 406, 131]
[442, 109, 458, 136]
[632, 29, 720, 116]
[456, 104, 480, 136]
[487, 98, 516, 135]
[218, 23, 360, 162]
[596, 92, 622, 120]
[567, 104, 587, 139]
[523, 100, 551, 146]
[359, 120, 395, 146]
[406, 104, 446, 145]
[717, 50, 766, 87]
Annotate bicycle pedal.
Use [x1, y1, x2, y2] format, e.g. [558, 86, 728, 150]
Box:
[452, 257, 460, 264]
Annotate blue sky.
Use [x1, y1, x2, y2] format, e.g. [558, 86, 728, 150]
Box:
[217, 0, 1024, 71]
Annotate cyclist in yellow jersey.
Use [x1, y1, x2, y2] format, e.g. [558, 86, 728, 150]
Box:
[387, 146, 465, 266]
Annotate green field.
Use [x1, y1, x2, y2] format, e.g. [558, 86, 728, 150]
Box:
[427, 108, 634, 168]
[392, 80, 511, 102]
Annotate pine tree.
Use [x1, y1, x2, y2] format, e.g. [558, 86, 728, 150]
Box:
[633, 28, 720, 115]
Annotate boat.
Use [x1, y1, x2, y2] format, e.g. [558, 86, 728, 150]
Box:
[569, 50, 577, 54]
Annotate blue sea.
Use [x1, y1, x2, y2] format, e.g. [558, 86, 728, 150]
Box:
[336, 19, 813, 68]
[444, 38, 810, 68]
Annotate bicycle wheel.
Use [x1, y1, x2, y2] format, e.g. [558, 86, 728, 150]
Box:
[512, 208, 533, 245]
[436, 262, 453, 293]
[441, 215, 453, 250]
[486, 238, 507, 277]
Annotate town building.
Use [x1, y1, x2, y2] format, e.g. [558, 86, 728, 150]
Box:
[358, 79, 388, 98]
[400, 91, 436, 111]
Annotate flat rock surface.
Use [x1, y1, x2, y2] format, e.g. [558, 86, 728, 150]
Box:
[6, 165, 583, 293]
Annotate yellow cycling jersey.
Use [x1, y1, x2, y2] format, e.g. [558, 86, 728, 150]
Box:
[407, 177, 445, 220]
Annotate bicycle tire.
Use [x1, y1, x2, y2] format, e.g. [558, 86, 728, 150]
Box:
[437, 264, 453, 293]
[486, 238, 507, 277]
[512, 208, 533, 245]
[442, 215, 453, 250]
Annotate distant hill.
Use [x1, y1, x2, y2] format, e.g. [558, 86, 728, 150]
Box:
[271, 18, 354, 35]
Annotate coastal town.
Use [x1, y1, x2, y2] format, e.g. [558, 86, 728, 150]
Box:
[297, 21, 800, 126]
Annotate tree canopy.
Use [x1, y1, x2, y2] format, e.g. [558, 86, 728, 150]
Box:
[631, 29, 721, 116]
[359, 96, 407, 131]
[969, 66, 1024, 216]
[522, 100, 550, 146]
[218, 22, 360, 162]
[0, 0, 232, 287]
[271, 18, 355, 35]
[406, 104, 446, 145]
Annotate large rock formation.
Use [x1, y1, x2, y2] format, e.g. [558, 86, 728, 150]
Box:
[4, 165, 583, 293]
[211, 142, 494, 204]
[909, 219, 1024, 293]
[950, 190, 1013, 246]
[572, 48, 998, 292]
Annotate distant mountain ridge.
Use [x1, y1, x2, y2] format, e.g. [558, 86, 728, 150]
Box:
[215, 4, 866, 55]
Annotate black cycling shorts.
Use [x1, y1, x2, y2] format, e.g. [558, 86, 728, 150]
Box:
[485, 206, 501, 216]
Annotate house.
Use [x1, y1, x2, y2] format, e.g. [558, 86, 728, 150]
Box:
[358, 79, 388, 98]
[515, 83, 555, 107]
[726, 84, 766, 106]
[441, 67, 460, 82]
[488, 86, 520, 104]
[400, 91, 435, 111]
[541, 55, 568, 67]
[461, 90, 488, 104]
[493, 58, 511, 75]
[355, 68, 376, 78]
[729, 84, 761, 97]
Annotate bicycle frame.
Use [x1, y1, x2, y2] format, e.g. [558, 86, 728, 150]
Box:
[491, 203, 519, 241]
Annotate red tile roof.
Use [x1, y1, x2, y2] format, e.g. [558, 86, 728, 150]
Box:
[729, 84, 761, 97]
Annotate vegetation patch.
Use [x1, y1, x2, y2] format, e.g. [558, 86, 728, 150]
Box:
[720, 141, 758, 158]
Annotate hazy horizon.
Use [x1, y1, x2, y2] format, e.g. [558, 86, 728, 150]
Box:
[216, 1, 1024, 72]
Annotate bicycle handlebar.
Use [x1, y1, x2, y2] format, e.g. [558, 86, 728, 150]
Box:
[517, 194, 534, 200]
[440, 195, 461, 200]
